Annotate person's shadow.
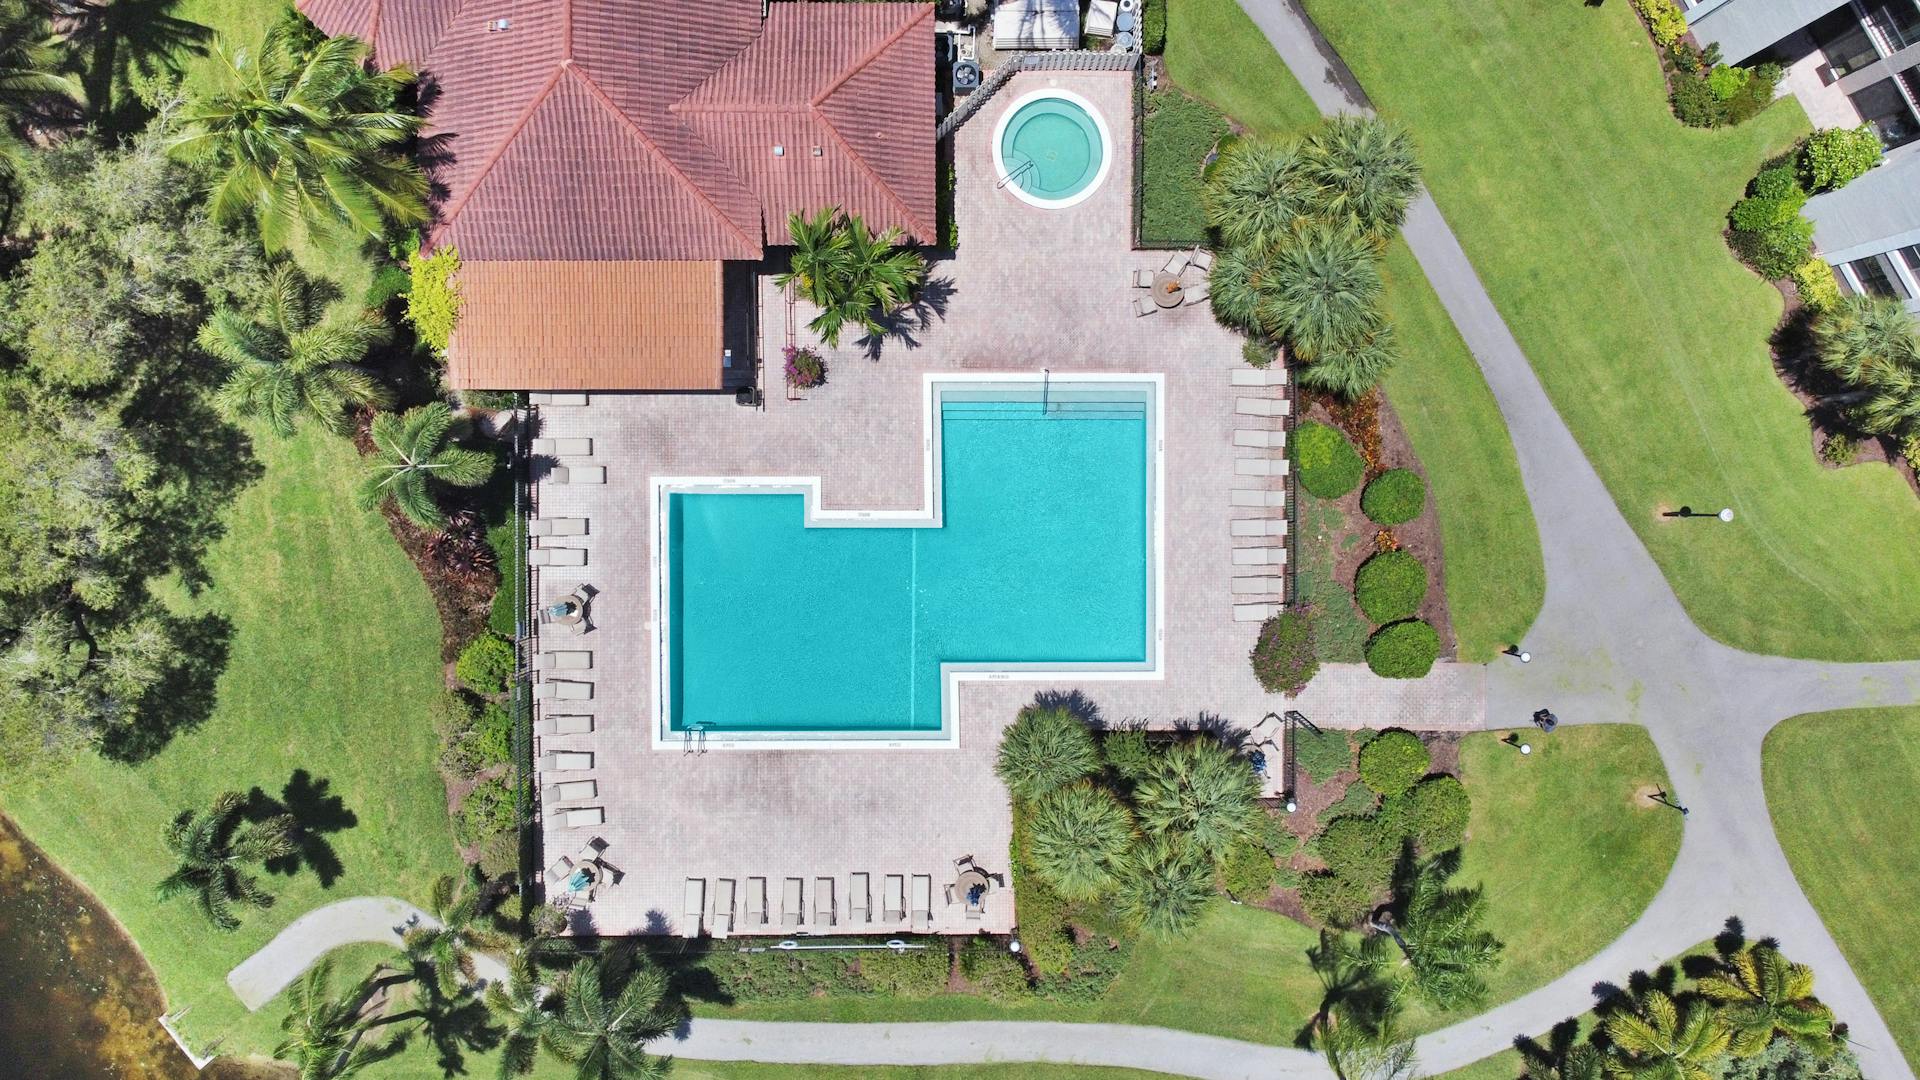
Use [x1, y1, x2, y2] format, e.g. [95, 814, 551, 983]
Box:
[245, 769, 358, 887]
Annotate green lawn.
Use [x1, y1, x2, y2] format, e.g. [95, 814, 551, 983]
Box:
[1302, 0, 1920, 660]
[674, 1065, 1176, 1080]
[1764, 707, 1920, 1073]
[0, 427, 461, 1057]
[1164, 0, 1544, 660]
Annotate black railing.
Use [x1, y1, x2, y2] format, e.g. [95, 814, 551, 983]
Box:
[511, 395, 538, 919]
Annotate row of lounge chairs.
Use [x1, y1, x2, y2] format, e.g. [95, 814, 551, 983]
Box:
[1231, 366, 1291, 623]
[682, 873, 936, 938]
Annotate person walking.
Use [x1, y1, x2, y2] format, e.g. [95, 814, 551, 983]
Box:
[1532, 708, 1558, 733]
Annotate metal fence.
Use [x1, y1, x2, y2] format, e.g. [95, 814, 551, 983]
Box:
[934, 49, 1140, 142]
[510, 397, 538, 918]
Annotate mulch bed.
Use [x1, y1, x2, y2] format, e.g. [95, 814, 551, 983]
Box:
[1298, 388, 1457, 659]
[1765, 279, 1920, 495]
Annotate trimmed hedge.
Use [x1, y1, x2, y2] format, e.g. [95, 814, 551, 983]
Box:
[1365, 619, 1440, 679]
[1353, 550, 1428, 624]
[1381, 774, 1470, 854]
[1295, 727, 1352, 784]
[1251, 608, 1320, 694]
[1360, 468, 1425, 525]
[1293, 421, 1365, 499]
[1800, 125, 1881, 192]
[455, 633, 515, 694]
[1357, 729, 1429, 796]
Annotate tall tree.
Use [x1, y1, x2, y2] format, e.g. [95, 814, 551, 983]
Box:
[487, 945, 558, 1079]
[1301, 116, 1423, 242]
[200, 264, 391, 435]
[774, 207, 927, 347]
[1204, 139, 1313, 252]
[402, 872, 514, 997]
[155, 790, 296, 931]
[1262, 220, 1385, 363]
[994, 704, 1099, 803]
[0, 0, 79, 180]
[1695, 944, 1836, 1057]
[276, 958, 406, 1080]
[1025, 780, 1135, 900]
[1815, 295, 1920, 441]
[356, 402, 495, 528]
[1297, 317, 1400, 401]
[172, 23, 427, 251]
[1130, 735, 1259, 863]
[1308, 930, 1416, 1080]
[545, 956, 681, 1080]
[1602, 991, 1733, 1080]
[1377, 849, 1503, 1011]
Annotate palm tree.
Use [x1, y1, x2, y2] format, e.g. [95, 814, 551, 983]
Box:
[155, 791, 296, 931]
[1694, 944, 1836, 1057]
[172, 24, 428, 251]
[1130, 735, 1259, 863]
[1602, 990, 1732, 1080]
[356, 402, 495, 528]
[1815, 295, 1920, 439]
[1296, 315, 1399, 400]
[1300, 115, 1423, 241]
[1377, 850, 1502, 1012]
[402, 872, 514, 998]
[487, 945, 557, 1079]
[994, 704, 1099, 802]
[1523, 1041, 1605, 1080]
[276, 958, 405, 1080]
[1114, 836, 1213, 938]
[1263, 220, 1386, 362]
[1207, 241, 1277, 335]
[0, 0, 79, 180]
[545, 956, 681, 1080]
[200, 264, 392, 436]
[773, 207, 927, 347]
[1204, 138, 1314, 252]
[1026, 780, 1135, 899]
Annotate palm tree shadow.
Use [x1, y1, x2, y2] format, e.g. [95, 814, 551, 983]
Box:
[856, 275, 956, 360]
[55, 0, 211, 131]
[244, 768, 358, 887]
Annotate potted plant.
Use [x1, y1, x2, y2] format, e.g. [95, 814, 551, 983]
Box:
[784, 345, 826, 390]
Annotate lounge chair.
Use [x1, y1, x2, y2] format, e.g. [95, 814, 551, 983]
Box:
[849, 873, 871, 924]
[1086, 0, 1118, 37]
[545, 779, 598, 802]
[549, 465, 606, 485]
[529, 393, 588, 406]
[1183, 280, 1210, 304]
[1132, 297, 1157, 317]
[1230, 368, 1288, 388]
[539, 650, 593, 671]
[1231, 576, 1286, 596]
[561, 806, 604, 828]
[713, 879, 736, 938]
[884, 875, 907, 921]
[1230, 489, 1286, 508]
[531, 437, 593, 457]
[910, 875, 932, 929]
[1234, 428, 1284, 448]
[1191, 247, 1215, 272]
[1231, 518, 1287, 538]
[1162, 251, 1190, 276]
[1235, 458, 1281, 477]
[535, 714, 594, 736]
[747, 877, 770, 927]
[529, 517, 588, 537]
[545, 855, 574, 886]
[1232, 547, 1286, 567]
[1131, 268, 1154, 288]
[815, 877, 836, 926]
[540, 749, 594, 771]
[1235, 396, 1284, 417]
[683, 879, 705, 937]
[535, 680, 593, 701]
[782, 877, 804, 928]
[528, 547, 587, 568]
[1234, 602, 1280, 623]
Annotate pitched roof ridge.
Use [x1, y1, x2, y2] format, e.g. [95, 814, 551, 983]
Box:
[567, 65, 761, 254]
[809, 4, 932, 109]
[430, 63, 568, 245]
[812, 104, 934, 240]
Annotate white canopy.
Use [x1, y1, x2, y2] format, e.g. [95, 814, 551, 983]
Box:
[993, 0, 1080, 49]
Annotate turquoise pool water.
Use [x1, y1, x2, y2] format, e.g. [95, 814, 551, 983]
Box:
[999, 95, 1105, 203]
[667, 394, 1151, 737]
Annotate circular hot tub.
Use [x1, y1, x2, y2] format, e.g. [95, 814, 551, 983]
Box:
[992, 88, 1112, 209]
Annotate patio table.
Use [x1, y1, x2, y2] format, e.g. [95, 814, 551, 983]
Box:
[954, 867, 992, 899]
[1151, 271, 1184, 308]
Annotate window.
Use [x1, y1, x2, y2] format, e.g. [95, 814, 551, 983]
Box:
[1815, 7, 1883, 78]
[1849, 256, 1900, 297]
[1849, 77, 1920, 149]
[1861, 0, 1920, 52]
[1899, 246, 1920, 276]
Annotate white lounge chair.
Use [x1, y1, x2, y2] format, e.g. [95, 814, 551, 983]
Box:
[1234, 428, 1284, 448]
[549, 465, 606, 485]
[815, 877, 836, 926]
[683, 879, 705, 937]
[1231, 368, 1288, 388]
[910, 875, 932, 929]
[528, 547, 587, 568]
[1162, 250, 1190, 276]
[1132, 296, 1157, 317]
[782, 877, 804, 928]
[545, 855, 574, 885]
[1235, 397, 1284, 417]
[529, 517, 588, 537]
[1131, 268, 1154, 287]
[1231, 576, 1285, 595]
[532, 437, 593, 457]
[1231, 518, 1288, 538]
[541, 749, 594, 771]
[1191, 247, 1215, 272]
[1086, 0, 1119, 37]
[1184, 280, 1210, 304]
[561, 806, 604, 828]
[534, 680, 593, 701]
[884, 874, 907, 921]
[849, 873, 871, 924]
[539, 650, 592, 671]
[545, 779, 598, 802]
[713, 878, 736, 938]
[535, 714, 594, 736]
[1234, 603, 1280, 623]
[529, 393, 588, 406]
[1230, 489, 1287, 508]
[1235, 458, 1281, 477]
[1233, 547, 1287, 567]
[747, 877, 770, 927]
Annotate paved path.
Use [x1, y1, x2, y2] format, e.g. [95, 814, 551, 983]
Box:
[226, 896, 508, 1010]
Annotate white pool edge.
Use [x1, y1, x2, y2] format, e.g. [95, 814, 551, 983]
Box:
[649, 371, 1166, 751]
[990, 86, 1114, 211]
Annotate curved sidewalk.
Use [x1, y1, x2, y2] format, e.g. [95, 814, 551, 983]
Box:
[226, 895, 507, 1010]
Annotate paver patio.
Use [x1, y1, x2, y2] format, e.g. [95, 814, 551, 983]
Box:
[527, 69, 1484, 938]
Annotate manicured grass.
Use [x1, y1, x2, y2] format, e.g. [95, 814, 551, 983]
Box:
[0, 427, 461, 1057]
[1139, 89, 1230, 246]
[1296, 495, 1370, 663]
[1164, 0, 1544, 660]
[1302, 0, 1920, 660]
[1764, 707, 1920, 1073]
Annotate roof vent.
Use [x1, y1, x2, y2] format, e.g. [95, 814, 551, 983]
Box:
[488, 17, 511, 30]
[811, 146, 823, 157]
[772, 144, 785, 157]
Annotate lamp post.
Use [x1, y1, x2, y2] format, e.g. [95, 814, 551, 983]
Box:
[1502, 733, 1532, 756]
[1280, 710, 1321, 814]
[1664, 505, 1735, 522]
[1503, 644, 1531, 663]
[1651, 789, 1691, 817]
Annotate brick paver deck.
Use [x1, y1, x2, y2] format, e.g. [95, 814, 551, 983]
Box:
[528, 70, 1484, 938]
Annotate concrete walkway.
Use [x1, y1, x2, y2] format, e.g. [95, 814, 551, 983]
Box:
[226, 896, 508, 1010]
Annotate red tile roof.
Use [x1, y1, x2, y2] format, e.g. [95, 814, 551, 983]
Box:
[296, 0, 936, 260]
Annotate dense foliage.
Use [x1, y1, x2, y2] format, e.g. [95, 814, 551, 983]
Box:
[995, 704, 1100, 802]
[1633, 0, 1686, 46]
[1026, 781, 1135, 899]
[201, 264, 391, 436]
[1360, 468, 1425, 525]
[1354, 551, 1428, 624]
[1814, 296, 1920, 448]
[1293, 420, 1366, 498]
[1798, 126, 1881, 193]
[1729, 166, 1815, 279]
[356, 402, 496, 527]
[1790, 260, 1841, 313]
[406, 245, 463, 356]
[455, 633, 516, 695]
[1356, 729, 1430, 797]
[1140, 89, 1230, 246]
[1251, 607, 1321, 694]
[1365, 619, 1441, 679]
[775, 206, 928, 347]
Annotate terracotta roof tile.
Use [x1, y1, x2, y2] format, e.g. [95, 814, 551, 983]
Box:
[448, 260, 726, 390]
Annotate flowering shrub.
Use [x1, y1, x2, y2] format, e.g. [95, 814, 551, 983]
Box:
[1251, 607, 1320, 694]
[783, 345, 826, 389]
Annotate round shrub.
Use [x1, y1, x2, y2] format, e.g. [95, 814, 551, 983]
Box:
[1381, 774, 1470, 853]
[1026, 782, 1134, 900]
[1800, 124, 1881, 192]
[1353, 550, 1428, 624]
[996, 705, 1099, 802]
[1292, 421, 1365, 499]
[455, 633, 515, 694]
[472, 701, 514, 765]
[1311, 814, 1396, 892]
[1360, 468, 1425, 525]
[1357, 728, 1430, 796]
[1365, 619, 1440, 679]
[1250, 608, 1319, 694]
[1298, 867, 1382, 928]
[1216, 835, 1278, 901]
[1101, 729, 1155, 783]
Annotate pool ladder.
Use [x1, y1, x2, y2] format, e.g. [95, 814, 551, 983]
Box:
[996, 157, 1036, 190]
[683, 722, 709, 755]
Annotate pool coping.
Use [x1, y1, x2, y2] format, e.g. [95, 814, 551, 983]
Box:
[991, 86, 1115, 211]
[648, 372, 1166, 750]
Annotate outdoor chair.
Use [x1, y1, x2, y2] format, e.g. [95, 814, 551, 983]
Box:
[1132, 297, 1157, 317]
[1086, 0, 1118, 37]
[910, 875, 933, 929]
[534, 680, 593, 701]
[1235, 602, 1280, 623]
[1235, 397, 1284, 417]
[1235, 458, 1280, 477]
[1191, 247, 1215, 273]
[782, 877, 804, 928]
[529, 517, 588, 537]
[1231, 518, 1287, 538]
[549, 465, 606, 485]
[815, 877, 836, 926]
[528, 547, 587, 568]
[545, 779, 598, 803]
[1234, 428, 1284, 448]
[1162, 250, 1190, 276]
[1230, 489, 1286, 508]
[884, 875, 907, 921]
[531, 437, 593, 457]
[713, 879, 736, 938]
[539, 650, 593, 671]
[535, 714, 594, 736]
[1183, 280, 1210, 304]
[541, 749, 594, 771]
[1231, 368, 1288, 388]
[561, 806, 604, 828]
[747, 877, 770, 927]
[683, 879, 705, 937]
[1232, 547, 1286, 567]
[529, 393, 588, 406]
[545, 855, 574, 886]
[1131, 268, 1154, 288]
[1231, 575, 1285, 596]
[849, 873, 871, 923]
